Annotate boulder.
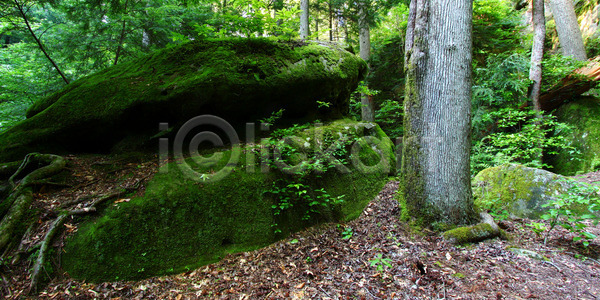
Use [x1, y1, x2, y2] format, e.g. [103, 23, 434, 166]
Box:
[551, 97, 600, 175]
[0, 38, 366, 162]
[472, 164, 575, 219]
[62, 120, 395, 282]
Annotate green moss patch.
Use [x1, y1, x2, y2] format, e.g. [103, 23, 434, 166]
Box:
[472, 164, 575, 219]
[551, 97, 600, 175]
[0, 38, 366, 162]
[62, 120, 394, 282]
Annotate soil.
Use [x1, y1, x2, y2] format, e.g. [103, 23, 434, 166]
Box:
[1, 156, 599, 299]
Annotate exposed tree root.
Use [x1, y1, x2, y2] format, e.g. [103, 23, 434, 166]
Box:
[0, 153, 66, 254]
[442, 213, 504, 245]
[27, 187, 136, 294]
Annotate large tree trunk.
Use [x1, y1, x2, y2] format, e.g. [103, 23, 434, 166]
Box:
[358, 0, 374, 122]
[529, 0, 546, 110]
[299, 0, 309, 39]
[400, 0, 476, 226]
[548, 0, 587, 61]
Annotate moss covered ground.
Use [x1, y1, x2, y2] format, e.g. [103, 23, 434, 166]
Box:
[62, 120, 394, 282]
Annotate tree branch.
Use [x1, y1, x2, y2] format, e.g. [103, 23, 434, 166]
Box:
[13, 0, 69, 84]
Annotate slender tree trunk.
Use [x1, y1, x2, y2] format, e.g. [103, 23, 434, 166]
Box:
[273, 0, 284, 35]
[529, 0, 546, 111]
[529, 0, 546, 166]
[548, 0, 587, 60]
[14, 0, 69, 84]
[299, 0, 309, 39]
[400, 0, 476, 226]
[114, 0, 130, 66]
[315, 16, 319, 40]
[359, 0, 374, 122]
[329, 1, 333, 41]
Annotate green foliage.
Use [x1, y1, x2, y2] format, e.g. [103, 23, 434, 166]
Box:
[369, 253, 392, 272]
[472, 53, 531, 112]
[265, 180, 345, 233]
[539, 181, 600, 247]
[472, 0, 523, 64]
[374, 99, 403, 138]
[585, 35, 600, 59]
[337, 224, 354, 239]
[471, 108, 578, 175]
[540, 54, 588, 92]
[470, 52, 586, 175]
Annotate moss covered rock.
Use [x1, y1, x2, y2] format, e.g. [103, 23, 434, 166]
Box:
[0, 38, 366, 162]
[551, 97, 600, 175]
[472, 164, 575, 219]
[62, 120, 394, 282]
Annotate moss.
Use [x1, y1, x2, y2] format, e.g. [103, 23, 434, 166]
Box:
[551, 97, 600, 175]
[472, 164, 575, 219]
[0, 38, 367, 162]
[62, 120, 393, 282]
[442, 223, 497, 244]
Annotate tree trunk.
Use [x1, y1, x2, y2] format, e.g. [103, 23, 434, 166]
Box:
[300, 0, 309, 39]
[328, 1, 333, 41]
[529, 0, 546, 111]
[315, 16, 319, 40]
[113, 0, 130, 66]
[400, 0, 476, 226]
[14, 0, 69, 84]
[358, 0, 374, 122]
[548, 0, 587, 61]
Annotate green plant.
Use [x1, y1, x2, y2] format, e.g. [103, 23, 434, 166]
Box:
[471, 108, 578, 175]
[539, 181, 600, 247]
[265, 180, 344, 232]
[478, 197, 511, 221]
[337, 225, 354, 240]
[259, 109, 285, 127]
[369, 253, 392, 272]
[527, 222, 547, 238]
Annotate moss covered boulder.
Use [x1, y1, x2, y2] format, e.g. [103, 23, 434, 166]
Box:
[472, 164, 574, 219]
[62, 120, 394, 282]
[551, 97, 600, 175]
[0, 38, 366, 162]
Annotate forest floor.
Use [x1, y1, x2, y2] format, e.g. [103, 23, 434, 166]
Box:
[2, 156, 600, 299]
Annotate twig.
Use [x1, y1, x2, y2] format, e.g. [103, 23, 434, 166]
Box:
[364, 287, 380, 300]
[318, 286, 333, 299]
[542, 260, 562, 272]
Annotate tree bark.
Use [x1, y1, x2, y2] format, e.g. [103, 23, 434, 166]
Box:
[14, 0, 69, 84]
[300, 0, 309, 39]
[113, 0, 130, 66]
[548, 0, 587, 61]
[328, 1, 333, 41]
[529, 0, 546, 111]
[400, 0, 476, 226]
[358, 0, 374, 122]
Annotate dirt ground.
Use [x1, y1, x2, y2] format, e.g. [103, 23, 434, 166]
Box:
[1, 156, 599, 299]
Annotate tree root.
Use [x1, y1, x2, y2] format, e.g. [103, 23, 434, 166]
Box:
[442, 213, 506, 245]
[27, 189, 126, 294]
[0, 153, 66, 253]
[0, 153, 147, 295]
